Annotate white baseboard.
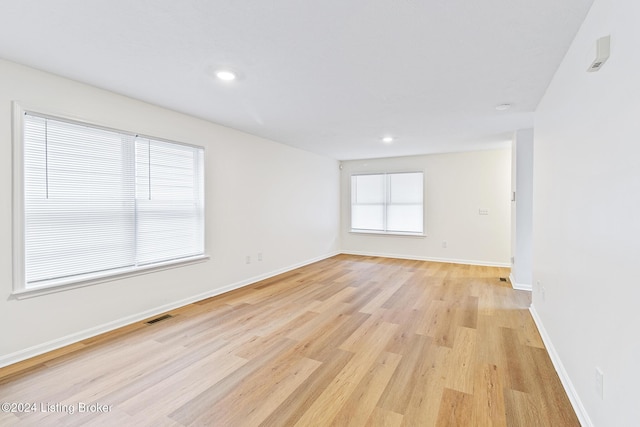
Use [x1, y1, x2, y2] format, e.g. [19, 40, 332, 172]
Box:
[0, 251, 340, 369]
[529, 305, 593, 427]
[509, 273, 533, 291]
[341, 250, 510, 268]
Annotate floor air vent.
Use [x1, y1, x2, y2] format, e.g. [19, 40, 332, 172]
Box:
[499, 277, 507, 282]
[145, 314, 173, 325]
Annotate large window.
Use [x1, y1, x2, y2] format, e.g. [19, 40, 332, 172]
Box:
[14, 108, 205, 293]
[351, 172, 424, 235]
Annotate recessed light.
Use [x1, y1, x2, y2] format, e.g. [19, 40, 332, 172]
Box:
[382, 136, 394, 144]
[215, 70, 237, 81]
[495, 104, 511, 111]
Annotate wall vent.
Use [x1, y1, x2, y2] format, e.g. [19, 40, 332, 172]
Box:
[145, 314, 173, 325]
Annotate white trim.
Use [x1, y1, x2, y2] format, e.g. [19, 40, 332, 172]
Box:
[0, 251, 339, 369]
[341, 250, 510, 267]
[12, 255, 210, 299]
[529, 305, 593, 427]
[509, 273, 533, 291]
[12, 102, 26, 295]
[349, 230, 426, 238]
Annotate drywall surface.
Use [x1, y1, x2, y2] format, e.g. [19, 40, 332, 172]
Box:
[533, 0, 640, 424]
[341, 149, 511, 266]
[0, 59, 340, 364]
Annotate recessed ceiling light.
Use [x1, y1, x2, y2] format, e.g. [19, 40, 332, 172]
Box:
[382, 136, 394, 144]
[215, 70, 237, 81]
[495, 104, 511, 111]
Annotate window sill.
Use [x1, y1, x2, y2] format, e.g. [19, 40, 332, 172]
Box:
[349, 230, 426, 238]
[12, 255, 210, 300]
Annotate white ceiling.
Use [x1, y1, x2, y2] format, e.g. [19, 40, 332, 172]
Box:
[0, 0, 594, 160]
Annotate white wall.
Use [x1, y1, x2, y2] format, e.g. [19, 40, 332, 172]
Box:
[533, 0, 640, 425]
[0, 59, 340, 366]
[340, 150, 511, 266]
[510, 129, 534, 290]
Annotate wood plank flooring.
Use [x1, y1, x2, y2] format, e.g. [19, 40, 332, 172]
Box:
[0, 255, 579, 426]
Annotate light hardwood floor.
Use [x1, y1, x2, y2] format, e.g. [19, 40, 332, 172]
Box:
[0, 255, 579, 426]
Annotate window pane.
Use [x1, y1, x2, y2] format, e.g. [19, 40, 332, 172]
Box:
[389, 172, 423, 204]
[352, 205, 384, 231]
[136, 139, 204, 265]
[352, 175, 384, 203]
[25, 200, 136, 283]
[387, 205, 423, 233]
[24, 114, 136, 285]
[136, 201, 203, 264]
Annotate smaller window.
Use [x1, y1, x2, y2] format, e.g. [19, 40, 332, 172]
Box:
[351, 172, 424, 235]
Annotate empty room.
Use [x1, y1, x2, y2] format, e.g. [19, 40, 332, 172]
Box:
[1, 0, 638, 426]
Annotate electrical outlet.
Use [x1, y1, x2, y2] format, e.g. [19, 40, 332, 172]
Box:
[442, 241, 447, 248]
[258, 252, 263, 261]
[246, 256, 251, 264]
[536, 281, 546, 301]
[595, 368, 604, 399]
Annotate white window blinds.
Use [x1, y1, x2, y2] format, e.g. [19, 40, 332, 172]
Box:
[134, 138, 204, 265]
[351, 172, 423, 234]
[22, 112, 205, 289]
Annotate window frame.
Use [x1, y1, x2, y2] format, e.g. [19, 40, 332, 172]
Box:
[349, 170, 426, 237]
[12, 102, 208, 299]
